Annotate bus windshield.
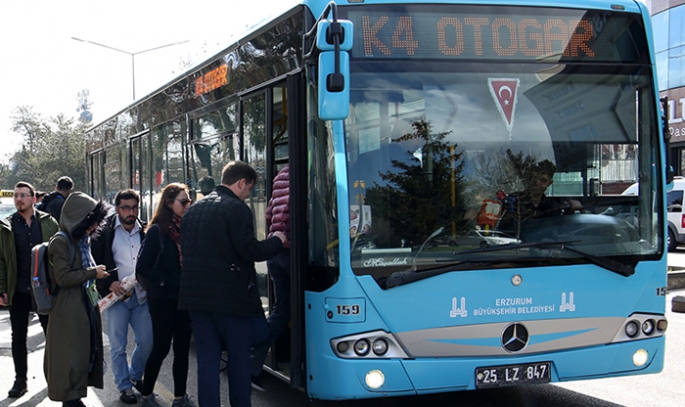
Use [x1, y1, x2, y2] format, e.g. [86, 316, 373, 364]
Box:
[343, 7, 660, 282]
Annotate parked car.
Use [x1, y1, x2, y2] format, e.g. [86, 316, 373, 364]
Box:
[622, 176, 685, 251]
[0, 203, 14, 219]
[444, 230, 519, 249]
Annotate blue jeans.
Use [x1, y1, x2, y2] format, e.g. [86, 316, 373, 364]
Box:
[190, 311, 270, 407]
[251, 250, 290, 376]
[105, 290, 153, 391]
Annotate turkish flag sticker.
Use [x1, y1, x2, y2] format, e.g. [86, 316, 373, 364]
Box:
[488, 78, 520, 136]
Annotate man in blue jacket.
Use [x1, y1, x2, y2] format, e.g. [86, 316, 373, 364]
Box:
[179, 161, 286, 407]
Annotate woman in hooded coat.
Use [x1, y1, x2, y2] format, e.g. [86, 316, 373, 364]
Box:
[44, 192, 110, 407]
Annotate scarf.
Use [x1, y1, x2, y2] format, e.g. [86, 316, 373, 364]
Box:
[168, 214, 183, 266]
[79, 236, 99, 308]
[79, 235, 99, 373]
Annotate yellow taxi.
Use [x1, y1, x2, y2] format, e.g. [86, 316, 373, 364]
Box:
[0, 189, 15, 218]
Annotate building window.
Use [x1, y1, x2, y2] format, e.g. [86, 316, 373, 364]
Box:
[654, 10, 669, 53]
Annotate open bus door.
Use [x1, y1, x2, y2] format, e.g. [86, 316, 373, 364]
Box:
[258, 71, 308, 391]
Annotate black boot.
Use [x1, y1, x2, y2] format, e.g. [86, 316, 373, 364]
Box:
[8, 380, 27, 398]
[62, 399, 86, 407]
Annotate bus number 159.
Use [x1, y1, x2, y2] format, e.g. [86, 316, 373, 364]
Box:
[337, 304, 361, 315]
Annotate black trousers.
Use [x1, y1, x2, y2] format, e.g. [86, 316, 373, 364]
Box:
[10, 291, 49, 382]
[142, 297, 193, 397]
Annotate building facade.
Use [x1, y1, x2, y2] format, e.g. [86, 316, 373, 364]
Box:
[650, 0, 685, 174]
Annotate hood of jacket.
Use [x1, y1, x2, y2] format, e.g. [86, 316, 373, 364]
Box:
[59, 191, 98, 235]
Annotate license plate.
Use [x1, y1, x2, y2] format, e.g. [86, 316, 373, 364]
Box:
[476, 362, 551, 389]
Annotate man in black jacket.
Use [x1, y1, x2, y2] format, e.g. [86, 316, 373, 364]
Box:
[38, 176, 73, 222]
[179, 161, 286, 407]
[91, 189, 152, 404]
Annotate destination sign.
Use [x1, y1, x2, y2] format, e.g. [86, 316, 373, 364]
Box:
[345, 7, 644, 62]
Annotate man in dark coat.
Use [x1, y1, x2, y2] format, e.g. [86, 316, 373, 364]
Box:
[179, 161, 286, 407]
[38, 176, 74, 222]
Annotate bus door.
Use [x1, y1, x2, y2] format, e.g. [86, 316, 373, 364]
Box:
[242, 83, 294, 378]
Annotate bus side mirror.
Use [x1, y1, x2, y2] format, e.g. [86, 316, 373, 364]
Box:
[316, 20, 352, 120]
[318, 51, 349, 120]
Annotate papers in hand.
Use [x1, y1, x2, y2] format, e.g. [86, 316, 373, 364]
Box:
[97, 274, 137, 311]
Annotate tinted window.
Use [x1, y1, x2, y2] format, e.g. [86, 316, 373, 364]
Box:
[667, 190, 683, 213]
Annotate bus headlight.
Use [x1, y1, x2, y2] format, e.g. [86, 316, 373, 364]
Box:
[354, 339, 370, 356]
[633, 349, 648, 366]
[624, 320, 639, 337]
[372, 339, 388, 356]
[641, 319, 655, 336]
[336, 341, 349, 353]
[365, 370, 385, 389]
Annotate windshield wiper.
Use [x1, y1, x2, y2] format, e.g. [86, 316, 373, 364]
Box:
[554, 244, 635, 276]
[384, 259, 487, 289]
[454, 240, 634, 277]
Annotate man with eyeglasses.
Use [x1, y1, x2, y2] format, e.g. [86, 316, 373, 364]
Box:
[91, 189, 152, 404]
[0, 181, 59, 398]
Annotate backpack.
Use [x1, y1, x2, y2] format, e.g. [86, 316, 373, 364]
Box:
[36, 191, 57, 212]
[31, 230, 75, 315]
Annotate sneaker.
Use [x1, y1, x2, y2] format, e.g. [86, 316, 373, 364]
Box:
[171, 394, 196, 407]
[8, 380, 27, 398]
[141, 394, 164, 407]
[251, 375, 266, 392]
[120, 388, 138, 404]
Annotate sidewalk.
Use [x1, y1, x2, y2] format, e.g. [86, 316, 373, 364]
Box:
[0, 310, 189, 407]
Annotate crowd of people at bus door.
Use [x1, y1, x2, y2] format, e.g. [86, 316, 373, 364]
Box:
[0, 161, 291, 407]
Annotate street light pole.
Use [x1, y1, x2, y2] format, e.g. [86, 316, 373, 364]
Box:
[72, 37, 189, 100]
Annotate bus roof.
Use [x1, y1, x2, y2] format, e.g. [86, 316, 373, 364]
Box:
[85, 0, 647, 133]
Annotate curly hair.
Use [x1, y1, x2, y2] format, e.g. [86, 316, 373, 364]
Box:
[70, 201, 110, 240]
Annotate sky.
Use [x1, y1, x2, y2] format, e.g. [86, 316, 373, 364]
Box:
[0, 0, 294, 164]
[0, 0, 653, 165]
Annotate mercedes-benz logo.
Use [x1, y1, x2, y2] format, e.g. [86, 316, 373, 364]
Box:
[502, 323, 529, 352]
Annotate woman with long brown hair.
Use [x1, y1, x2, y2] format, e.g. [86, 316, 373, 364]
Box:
[136, 183, 195, 407]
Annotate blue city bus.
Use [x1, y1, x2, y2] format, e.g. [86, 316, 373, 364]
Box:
[85, 0, 669, 400]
